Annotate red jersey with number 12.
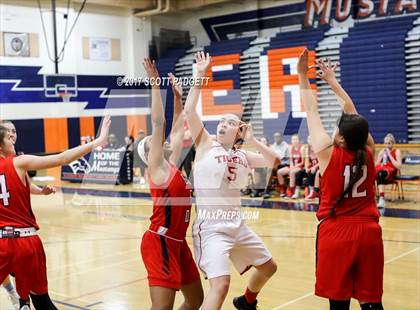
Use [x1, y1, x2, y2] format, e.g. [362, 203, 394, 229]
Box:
[0, 156, 39, 229]
[317, 146, 378, 220]
[147, 164, 192, 240]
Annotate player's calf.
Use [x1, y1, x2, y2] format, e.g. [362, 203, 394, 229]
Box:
[30, 293, 57, 310]
[360, 302, 384, 310]
[329, 299, 350, 310]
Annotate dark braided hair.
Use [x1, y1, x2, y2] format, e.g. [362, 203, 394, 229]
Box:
[330, 113, 369, 216]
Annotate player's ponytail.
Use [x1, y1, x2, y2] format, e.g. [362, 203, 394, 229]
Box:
[0, 125, 7, 146]
[329, 114, 369, 216]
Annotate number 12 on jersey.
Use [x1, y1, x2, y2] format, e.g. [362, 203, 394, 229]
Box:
[343, 165, 367, 198]
[0, 174, 10, 207]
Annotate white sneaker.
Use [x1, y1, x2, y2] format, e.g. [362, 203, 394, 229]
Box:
[9, 289, 20, 310]
[20, 305, 30, 310]
[377, 197, 386, 209]
[291, 187, 300, 199]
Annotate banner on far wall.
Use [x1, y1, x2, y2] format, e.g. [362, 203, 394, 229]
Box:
[61, 148, 132, 184]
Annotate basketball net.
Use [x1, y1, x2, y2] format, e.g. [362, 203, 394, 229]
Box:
[58, 92, 71, 103]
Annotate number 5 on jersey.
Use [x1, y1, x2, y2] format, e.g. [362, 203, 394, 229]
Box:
[0, 174, 10, 207]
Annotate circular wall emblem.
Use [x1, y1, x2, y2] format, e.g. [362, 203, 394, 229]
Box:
[11, 37, 23, 52]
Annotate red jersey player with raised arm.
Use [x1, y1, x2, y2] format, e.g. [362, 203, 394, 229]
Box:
[0, 116, 110, 310]
[138, 59, 203, 310]
[298, 50, 384, 310]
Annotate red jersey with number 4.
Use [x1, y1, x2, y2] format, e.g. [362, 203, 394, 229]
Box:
[291, 145, 303, 166]
[317, 146, 378, 220]
[146, 164, 192, 240]
[0, 156, 38, 229]
[308, 148, 319, 168]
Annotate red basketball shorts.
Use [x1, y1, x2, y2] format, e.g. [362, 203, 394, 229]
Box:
[315, 216, 384, 302]
[375, 165, 397, 180]
[141, 231, 200, 290]
[0, 235, 48, 300]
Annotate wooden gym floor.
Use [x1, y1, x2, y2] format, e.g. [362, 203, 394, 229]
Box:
[0, 168, 418, 310]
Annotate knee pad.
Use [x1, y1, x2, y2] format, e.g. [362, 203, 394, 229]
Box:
[360, 302, 384, 310]
[330, 299, 350, 310]
[30, 293, 57, 310]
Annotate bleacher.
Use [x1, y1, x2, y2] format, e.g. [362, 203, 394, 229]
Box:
[316, 20, 354, 135]
[261, 26, 328, 140]
[406, 16, 420, 143]
[166, 13, 420, 144]
[340, 16, 417, 143]
[155, 47, 188, 137]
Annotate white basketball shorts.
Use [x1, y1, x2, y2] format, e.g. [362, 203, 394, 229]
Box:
[192, 220, 272, 279]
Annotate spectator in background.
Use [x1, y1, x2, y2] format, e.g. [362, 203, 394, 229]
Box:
[133, 130, 147, 185]
[375, 133, 402, 209]
[303, 136, 320, 200]
[137, 129, 146, 142]
[125, 135, 135, 153]
[107, 133, 120, 149]
[277, 134, 304, 198]
[264, 133, 290, 198]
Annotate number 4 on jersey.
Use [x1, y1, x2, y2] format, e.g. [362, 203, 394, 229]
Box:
[0, 174, 10, 207]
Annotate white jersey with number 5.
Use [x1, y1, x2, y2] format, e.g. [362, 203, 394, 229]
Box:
[192, 142, 272, 279]
[193, 141, 251, 224]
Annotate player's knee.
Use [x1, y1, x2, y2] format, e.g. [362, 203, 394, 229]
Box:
[184, 292, 204, 310]
[360, 302, 383, 310]
[211, 278, 230, 297]
[258, 259, 277, 277]
[329, 299, 350, 310]
[376, 171, 388, 184]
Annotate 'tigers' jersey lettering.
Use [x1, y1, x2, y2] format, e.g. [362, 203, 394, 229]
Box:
[214, 155, 248, 168]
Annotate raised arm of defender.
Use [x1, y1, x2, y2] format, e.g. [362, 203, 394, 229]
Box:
[168, 72, 185, 166]
[316, 57, 375, 153]
[13, 116, 110, 173]
[297, 49, 332, 175]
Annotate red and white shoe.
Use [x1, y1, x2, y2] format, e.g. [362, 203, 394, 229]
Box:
[305, 191, 319, 200]
[286, 187, 294, 198]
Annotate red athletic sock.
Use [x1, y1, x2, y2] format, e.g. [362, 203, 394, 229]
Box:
[380, 192, 385, 198]
[244, 287, 259, 304]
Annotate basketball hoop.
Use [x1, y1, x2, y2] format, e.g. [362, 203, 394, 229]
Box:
[58, 92, 71, 103]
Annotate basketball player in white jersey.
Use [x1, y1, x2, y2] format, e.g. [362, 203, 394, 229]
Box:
[184, 52, 278, 310]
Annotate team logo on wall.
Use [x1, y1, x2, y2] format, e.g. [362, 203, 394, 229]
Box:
[3, 32, 29, 57]
[69, 157, 92, 174]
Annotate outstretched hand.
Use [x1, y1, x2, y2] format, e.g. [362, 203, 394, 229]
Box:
[143, 58, 159, 79]
[168, 72, 182, 98]
[297, 48, 312, 76]
[41, 185, 56, 195]
[94, 115, 111, 148]
[316, 58, 338, 82]
[194, 51, 211, 78]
